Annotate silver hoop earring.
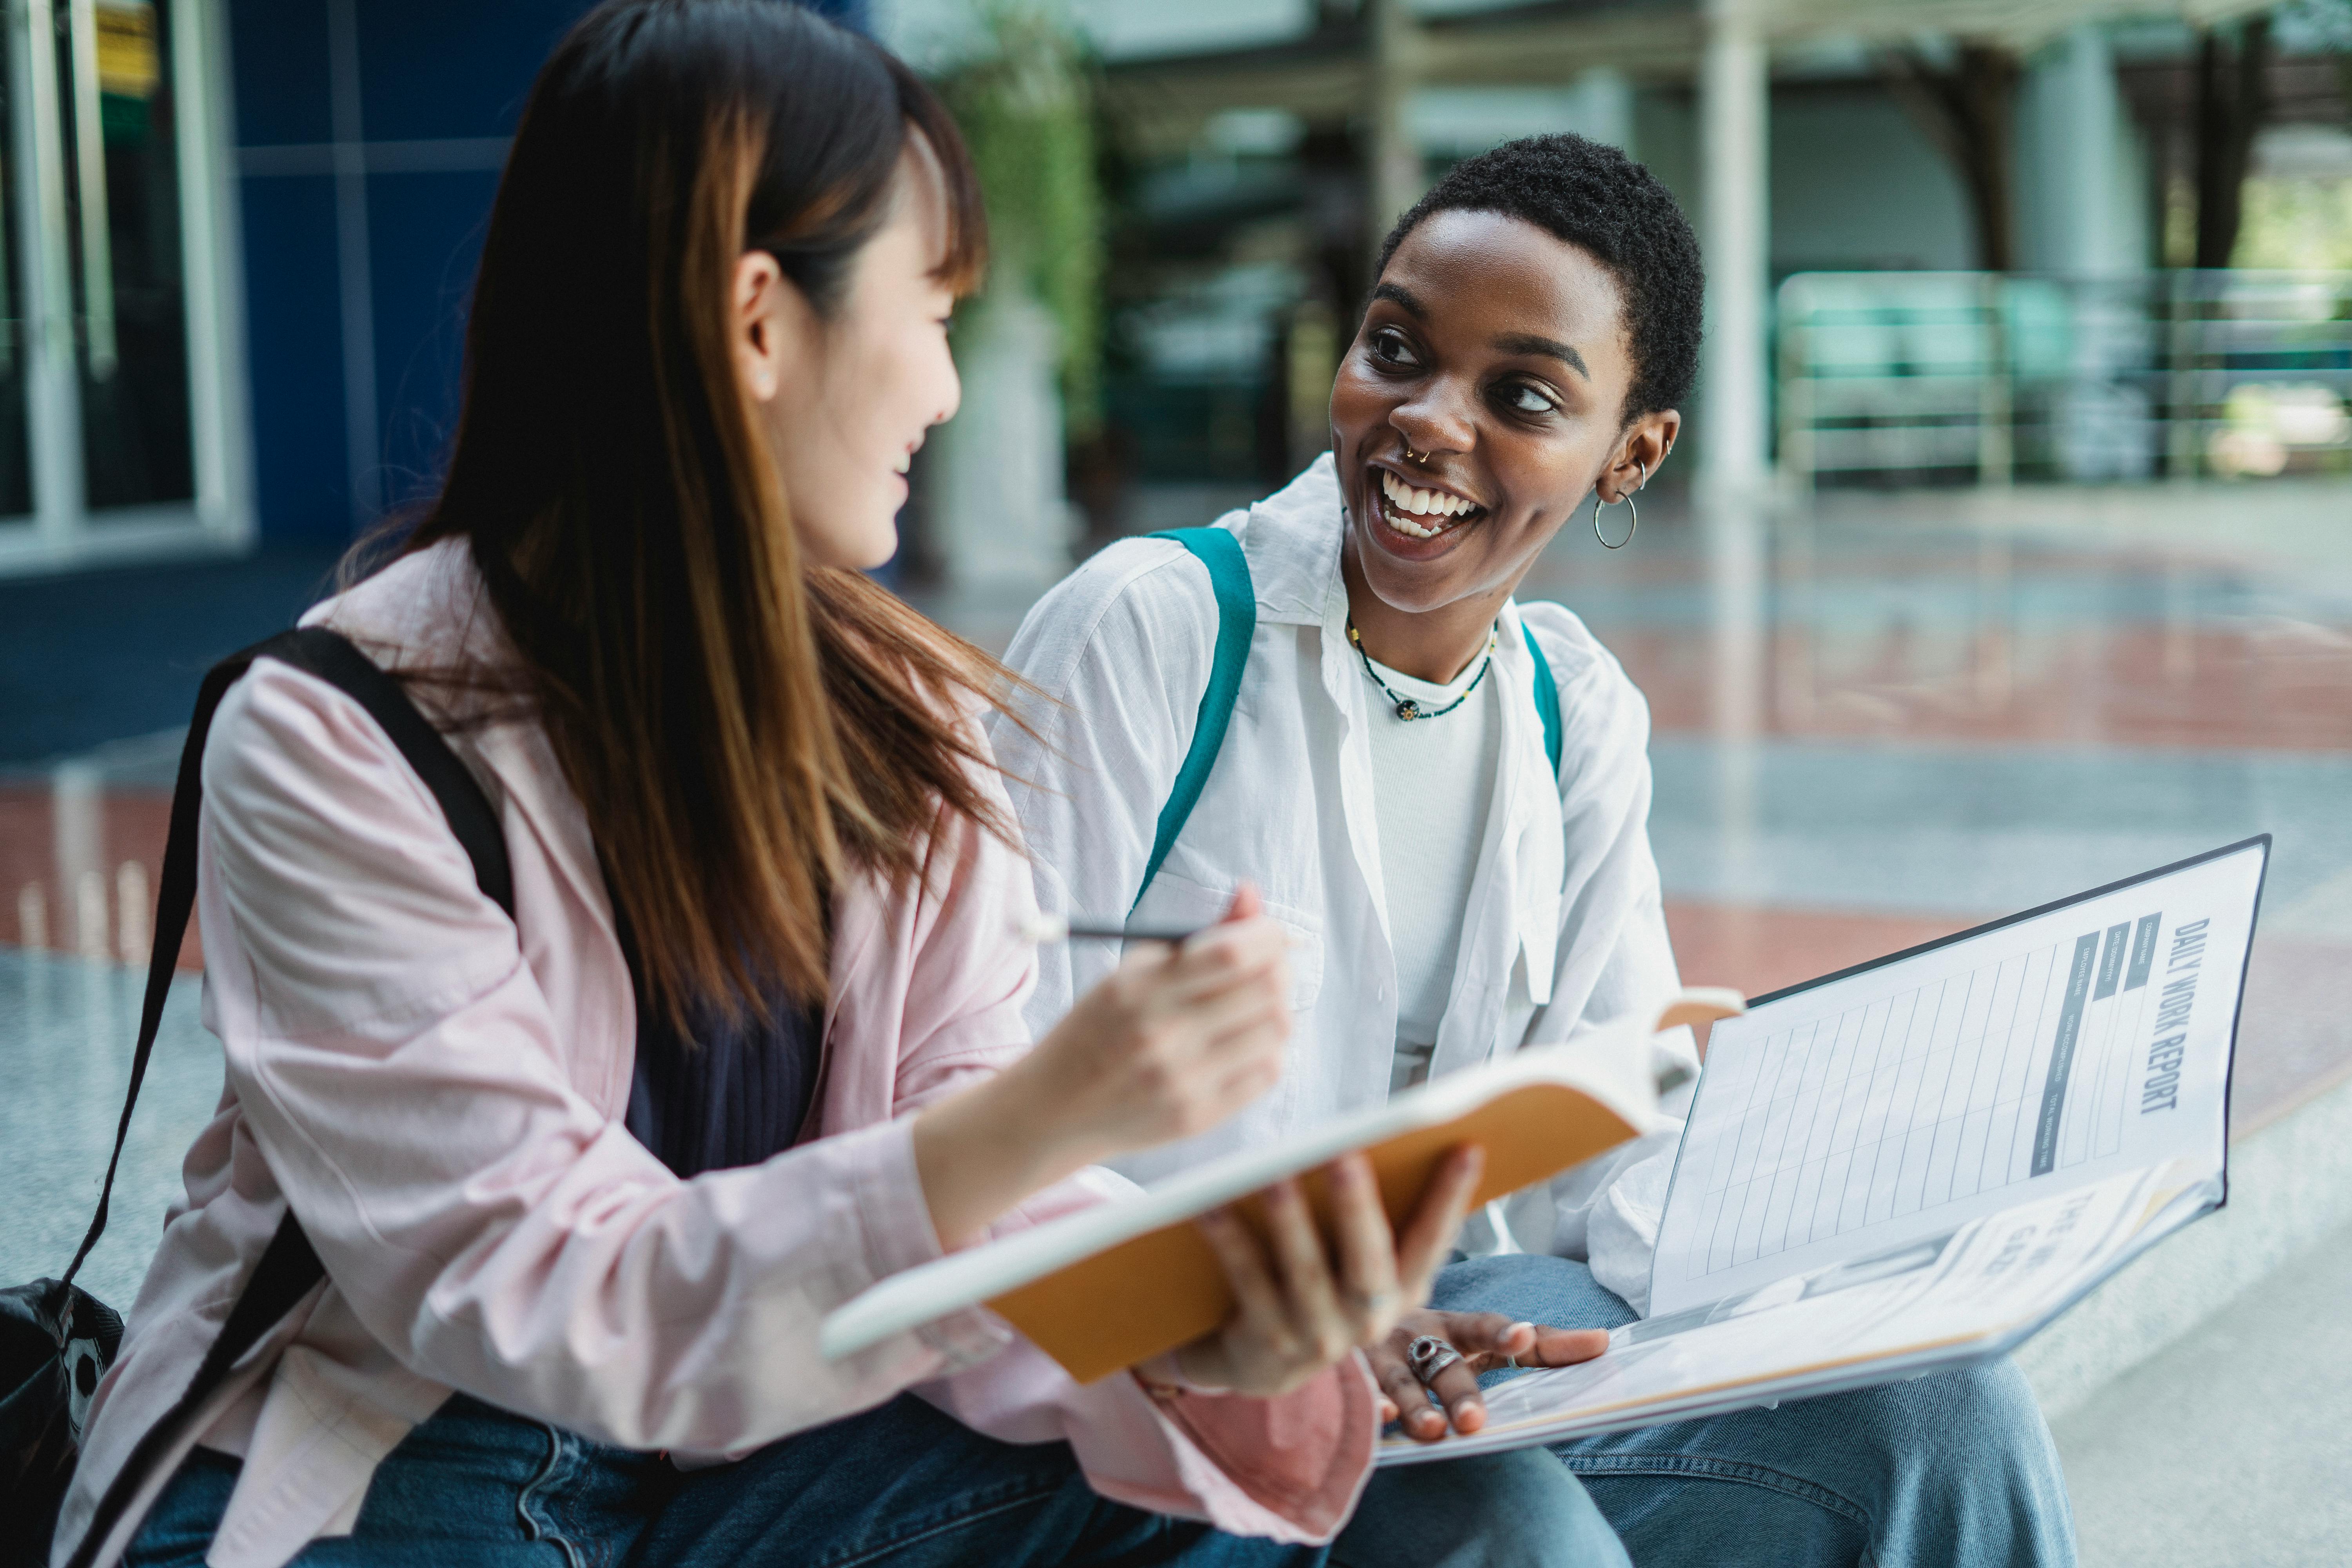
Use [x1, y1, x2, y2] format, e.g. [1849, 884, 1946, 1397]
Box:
[1592, 460, 1647, 550]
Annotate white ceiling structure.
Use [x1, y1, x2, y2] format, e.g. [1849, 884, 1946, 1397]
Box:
[1725, 0, 2274, 47]
[1090, 0, 2279, 148]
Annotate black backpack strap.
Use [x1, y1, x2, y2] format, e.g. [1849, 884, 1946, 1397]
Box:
[258, 628, 514, 915]
[62, 626, 514, 1568]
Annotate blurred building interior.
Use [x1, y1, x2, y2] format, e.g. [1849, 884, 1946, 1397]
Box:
[0, 0, 2339, 581]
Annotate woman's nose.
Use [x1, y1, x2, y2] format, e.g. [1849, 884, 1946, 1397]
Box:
[1391, 392, 1475, 456]
[933, 359, 964, 427]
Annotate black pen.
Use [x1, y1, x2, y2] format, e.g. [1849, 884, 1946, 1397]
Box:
[1018, 913, 1205, 945]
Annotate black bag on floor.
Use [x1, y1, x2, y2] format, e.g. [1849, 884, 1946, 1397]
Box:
[0, 628, 513, 1568]
[0, 1281, 121, 1567]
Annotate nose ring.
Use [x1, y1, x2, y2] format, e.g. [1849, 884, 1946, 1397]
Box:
[1403, 445, 1427, 465]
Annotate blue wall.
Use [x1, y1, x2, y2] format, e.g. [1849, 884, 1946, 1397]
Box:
[227, 0, 870, 544]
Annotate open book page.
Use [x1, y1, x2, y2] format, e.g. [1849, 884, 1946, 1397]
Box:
[1382, 1158, 2218, 1465]
[1647, 838, 2266, 1319]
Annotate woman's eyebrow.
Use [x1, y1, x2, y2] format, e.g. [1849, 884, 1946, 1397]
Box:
[1492, 332, 1590, 379]
[1369, 281, 1425, 317]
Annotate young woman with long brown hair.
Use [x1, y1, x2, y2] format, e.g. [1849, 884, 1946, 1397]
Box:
[54, 5, 1494, 1565]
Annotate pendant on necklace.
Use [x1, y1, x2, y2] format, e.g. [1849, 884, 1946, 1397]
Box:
[1395, 699, 1421, 721]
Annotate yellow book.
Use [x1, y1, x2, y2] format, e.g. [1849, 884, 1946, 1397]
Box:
[821, 990, 1744, 1383]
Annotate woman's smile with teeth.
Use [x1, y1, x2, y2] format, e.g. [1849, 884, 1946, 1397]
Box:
[1378, 468, 1482, 538]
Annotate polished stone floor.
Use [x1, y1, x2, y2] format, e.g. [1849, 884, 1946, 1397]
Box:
[0, 957, 213, 1311]
[9, 478, 2351, 1140]
[3, 478, 2348, 1562]
[1517, 478, 2352, 1135]
[2053, 1213, 2352, 1568]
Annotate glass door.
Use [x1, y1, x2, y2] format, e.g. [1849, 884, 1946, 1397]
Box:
[0, 5, 33, 520]
[0, 0, 245, 574]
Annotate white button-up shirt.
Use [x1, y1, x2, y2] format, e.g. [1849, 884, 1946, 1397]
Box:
[990, 456, 1699, 1301]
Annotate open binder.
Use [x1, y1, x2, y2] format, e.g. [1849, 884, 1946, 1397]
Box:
[1381, 835, 2268, 1463]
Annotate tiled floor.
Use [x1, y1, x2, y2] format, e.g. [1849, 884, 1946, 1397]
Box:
[2052, 1212, 2352, 1567]
[0, 957, 214, 1311]
[1, 478, 2347, 1564]
[7, 480, 2350, 1097]
[1519, 479, 2352, 1135]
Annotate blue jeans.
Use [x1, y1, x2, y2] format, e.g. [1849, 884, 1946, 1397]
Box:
[124, 1385, 1622, 1568]
[1336, 1448, 1628, 1568]
[1421, 1254, 2079, 1568]
[125, 1391, 1317, 1568]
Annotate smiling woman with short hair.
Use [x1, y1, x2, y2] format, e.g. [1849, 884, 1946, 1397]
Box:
[994, 134, 2076, 1568]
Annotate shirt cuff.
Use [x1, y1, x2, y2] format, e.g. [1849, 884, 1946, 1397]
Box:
[1133, 1351, 1232, 1398]
[846, 1117, 1011, 1373]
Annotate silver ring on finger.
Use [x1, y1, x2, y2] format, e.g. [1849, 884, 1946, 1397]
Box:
[1406, 1335, 1465, 1385]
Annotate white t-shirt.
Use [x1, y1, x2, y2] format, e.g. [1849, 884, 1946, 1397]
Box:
[1360, 641, 1502, 1094]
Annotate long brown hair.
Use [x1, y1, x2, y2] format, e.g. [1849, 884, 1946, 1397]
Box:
[404, 0, 1006, 1025]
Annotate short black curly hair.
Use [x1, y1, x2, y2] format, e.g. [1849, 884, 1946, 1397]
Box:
[1376, 134, 1704, 423]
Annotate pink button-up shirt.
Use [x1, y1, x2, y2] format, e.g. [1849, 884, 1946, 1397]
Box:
[55, 542, 1377, 1568]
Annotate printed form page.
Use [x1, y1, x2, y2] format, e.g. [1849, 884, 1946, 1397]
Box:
[1648, 840, 2266, 1320]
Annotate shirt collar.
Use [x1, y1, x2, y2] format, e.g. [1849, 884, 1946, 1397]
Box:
[1238, 453, 1349, 626]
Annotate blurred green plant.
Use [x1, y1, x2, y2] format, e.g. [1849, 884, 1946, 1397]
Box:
[938, 5, 1106, 439]
[2234, 176, 2352, 269]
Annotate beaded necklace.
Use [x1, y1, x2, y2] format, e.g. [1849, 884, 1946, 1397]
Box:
[1345, 619, 1498, 722]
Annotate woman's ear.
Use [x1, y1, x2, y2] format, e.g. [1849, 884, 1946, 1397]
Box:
[1599, 411, 1681, 503]
[732, 250, 811, 406]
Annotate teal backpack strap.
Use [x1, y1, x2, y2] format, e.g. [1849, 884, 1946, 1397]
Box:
[1522, 621, 1563, 779]
[1134, 527, 1255, 914]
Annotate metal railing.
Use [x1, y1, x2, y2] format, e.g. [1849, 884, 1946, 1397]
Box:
[1776, 270, 2352, 487]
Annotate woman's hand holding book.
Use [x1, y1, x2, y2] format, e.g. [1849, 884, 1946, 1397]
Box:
[912, 886, 1293, 1249]
[913, 885, 1490, 1400]
[1155, 1144, 1486, 1398]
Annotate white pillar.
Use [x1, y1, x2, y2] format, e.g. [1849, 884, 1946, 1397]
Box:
[1572, 67, 1636, 156]
[1698, 1, 1770, 497]
[931, 287, 1072, 593]
[2020, 24, 2150, 478]
[1368, 0, 1425, 242]
[1697, 4, 1771, 885]
[2049, 24, 2122, 277]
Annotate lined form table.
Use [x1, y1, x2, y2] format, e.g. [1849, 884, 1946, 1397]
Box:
[1676, 914, 2165, 1287]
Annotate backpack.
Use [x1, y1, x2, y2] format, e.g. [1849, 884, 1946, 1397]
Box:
[0, 628, 513, 1568]
[1132, 526, 1565, 911]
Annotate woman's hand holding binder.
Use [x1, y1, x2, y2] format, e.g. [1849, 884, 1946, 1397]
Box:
[1369, 1311, 1612, 1441]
